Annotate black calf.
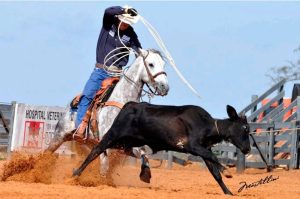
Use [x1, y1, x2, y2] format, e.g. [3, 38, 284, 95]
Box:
[73, 102, 250, 195]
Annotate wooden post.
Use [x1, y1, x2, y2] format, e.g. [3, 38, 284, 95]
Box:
[290, 123, 298, 169]
[296, 97, 300, 169]
[251, 95, 258, 121]
[167, 151, 173, 169]
[278, 83, 284, 106]
[7, 101, 17, 157]
[290, 97, 300, 169]
[0, 109, 9, 134]
[268, 128, 275, 167]
[296, 128, 300, 169]
[237, 95, 258, 173]
[236, 148, 245, 173]
[222, 142, 229, 161]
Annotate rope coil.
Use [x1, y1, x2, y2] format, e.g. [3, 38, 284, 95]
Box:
[103, 10, 201, 98]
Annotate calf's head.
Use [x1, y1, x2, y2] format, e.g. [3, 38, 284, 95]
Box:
[225, 105, 251, 154]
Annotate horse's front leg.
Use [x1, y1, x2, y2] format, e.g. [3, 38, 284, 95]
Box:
[45, 110, 77, 153]
[99, 150, 109, 176]
[44, 131, 74, 153]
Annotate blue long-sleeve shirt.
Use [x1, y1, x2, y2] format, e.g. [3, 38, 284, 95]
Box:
[96, 6, 142, 68]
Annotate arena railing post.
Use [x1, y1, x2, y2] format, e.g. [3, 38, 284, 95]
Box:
[7, 101, 17, 157]
[236, 94, 258, 173]
[236, 148, 245, 173]
[290, 96, 300, 169]
[167, 151, 173, 169]
[268, 128, 275, 167]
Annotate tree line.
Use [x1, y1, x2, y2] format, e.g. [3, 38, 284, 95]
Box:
[266, 46, 300, 83]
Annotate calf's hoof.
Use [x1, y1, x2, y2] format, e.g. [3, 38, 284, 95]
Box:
[266, 166, 273, 172]
[139, 166, 151, 183]
[222, 169, 232, 178]
[225, 190, 233, 196]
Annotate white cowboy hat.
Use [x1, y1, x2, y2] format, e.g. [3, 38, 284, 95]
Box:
[118, 13, 140, 25]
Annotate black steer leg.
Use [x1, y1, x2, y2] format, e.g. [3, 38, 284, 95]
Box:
[187, 145, 225, 170]
[204, 159, 233, 195]
[73, 134, 114, 177]
[207, 148, 232, 178]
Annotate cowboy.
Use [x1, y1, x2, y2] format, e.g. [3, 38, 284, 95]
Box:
[75, 6, 142, 133]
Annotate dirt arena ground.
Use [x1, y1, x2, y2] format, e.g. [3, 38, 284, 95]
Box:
[0, 151, 299, 199]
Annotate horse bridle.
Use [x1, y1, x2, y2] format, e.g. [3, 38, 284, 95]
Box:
[141, 50, 167, 95]
[123, 50, 167, 96]
[142, 50, 167, 83]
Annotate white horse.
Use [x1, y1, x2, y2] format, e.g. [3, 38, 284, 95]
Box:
[45, 49, 169, 183]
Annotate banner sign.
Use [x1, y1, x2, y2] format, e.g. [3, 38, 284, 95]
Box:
[11, 103, 69, 153]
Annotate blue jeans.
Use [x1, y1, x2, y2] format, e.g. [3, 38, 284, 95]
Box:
[75, 68, 110, 127]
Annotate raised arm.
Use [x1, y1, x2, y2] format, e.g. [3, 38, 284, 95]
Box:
[103, 6, 125, 29]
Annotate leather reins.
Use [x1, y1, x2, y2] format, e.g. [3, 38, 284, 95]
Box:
[141, 50, 167, 95]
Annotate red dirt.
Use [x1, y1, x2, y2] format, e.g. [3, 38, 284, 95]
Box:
[0, 151, 299, 199]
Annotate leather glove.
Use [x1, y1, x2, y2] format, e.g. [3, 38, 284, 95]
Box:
[127, 8, 138, 16]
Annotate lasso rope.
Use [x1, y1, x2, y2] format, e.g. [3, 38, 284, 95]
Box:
[103, 48, 131, 77]
[139, 15, 201, 99]
[103, 11, 201, 98]
[102, 18, 139, 77]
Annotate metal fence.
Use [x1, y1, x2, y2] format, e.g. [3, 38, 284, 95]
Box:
[0, 102, 15, 153]
[238, 79, 300, 171]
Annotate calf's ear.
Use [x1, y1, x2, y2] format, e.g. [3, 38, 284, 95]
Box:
[227, 105, 239, 120]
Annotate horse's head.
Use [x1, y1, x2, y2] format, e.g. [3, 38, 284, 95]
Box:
[138, 49, 169, 96]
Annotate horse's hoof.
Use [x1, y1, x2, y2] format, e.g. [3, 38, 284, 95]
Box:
[222, 169, 232, 178]
[139, 166, 151, 183]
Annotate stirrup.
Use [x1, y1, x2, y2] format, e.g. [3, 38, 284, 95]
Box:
[73, 124, 88, 140]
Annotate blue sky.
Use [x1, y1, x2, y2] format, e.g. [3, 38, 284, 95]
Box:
[1, 1, 300, 118]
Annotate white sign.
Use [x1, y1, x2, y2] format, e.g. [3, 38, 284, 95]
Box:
[11, 103, 68, 152]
